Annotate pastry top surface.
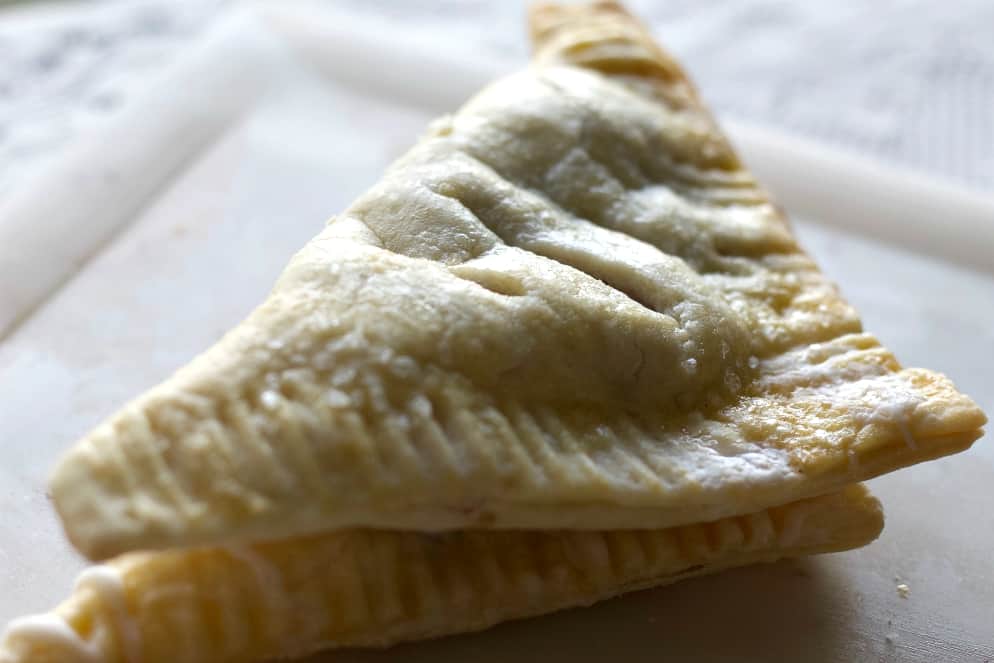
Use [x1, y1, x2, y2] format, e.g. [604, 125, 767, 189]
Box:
[49, 1, 985, 560]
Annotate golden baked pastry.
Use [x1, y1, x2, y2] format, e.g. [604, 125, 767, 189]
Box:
[1, 1, 985, 661]
[1, 486, 881, 662]
[49, 1, 983, 562]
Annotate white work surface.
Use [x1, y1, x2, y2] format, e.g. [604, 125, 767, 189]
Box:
[0, 5, 992, 662]
[4, 0, 994, 195]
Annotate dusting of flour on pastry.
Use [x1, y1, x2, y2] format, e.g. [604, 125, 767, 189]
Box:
[792, 373, 924, 450]
[755, 334, 892, 393]
[844, 375, 923, 450]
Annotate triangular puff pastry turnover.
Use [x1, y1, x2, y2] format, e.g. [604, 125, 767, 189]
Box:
[2, 2, 985, 661]
[49, 2, 984, 561]
[2, 487, 882, 662]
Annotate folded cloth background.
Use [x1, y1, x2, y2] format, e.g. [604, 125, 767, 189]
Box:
[1, 0, 993, 196]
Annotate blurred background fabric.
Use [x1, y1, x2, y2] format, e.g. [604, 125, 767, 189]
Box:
[1, 0, 992, 197]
